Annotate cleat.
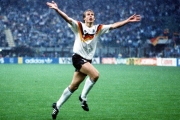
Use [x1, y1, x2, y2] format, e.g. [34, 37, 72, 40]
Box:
[79, 95, 89, 111]
[52, 103, 59, 119]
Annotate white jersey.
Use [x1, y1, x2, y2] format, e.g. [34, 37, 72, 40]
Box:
[68, 18, 111, 60]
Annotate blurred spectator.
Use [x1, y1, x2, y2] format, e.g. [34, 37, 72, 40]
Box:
[0, 0, 179, 57]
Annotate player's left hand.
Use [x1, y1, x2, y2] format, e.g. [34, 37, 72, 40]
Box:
[128, 14, 141, 22]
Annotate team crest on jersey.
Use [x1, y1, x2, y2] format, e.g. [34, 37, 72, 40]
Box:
[78, 22, 103, 42]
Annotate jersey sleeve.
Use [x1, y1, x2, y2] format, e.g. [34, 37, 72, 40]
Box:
[68, 18, 78, 33]
[99, 24, 111, 35]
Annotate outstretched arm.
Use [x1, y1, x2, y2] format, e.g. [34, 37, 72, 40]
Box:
[46, 1, 72, 25]
[110, 14, 141, 30]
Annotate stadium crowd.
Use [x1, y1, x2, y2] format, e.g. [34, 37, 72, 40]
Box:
[0, 0, 180, 57]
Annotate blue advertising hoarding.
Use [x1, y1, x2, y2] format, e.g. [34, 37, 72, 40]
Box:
[0, 58, 18, 64]
[177, 58, 180, 67]
[0, 57, 59, 64]
[23, 58, 59, 64]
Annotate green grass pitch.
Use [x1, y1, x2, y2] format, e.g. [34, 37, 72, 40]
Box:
[0, 64, 180, 120]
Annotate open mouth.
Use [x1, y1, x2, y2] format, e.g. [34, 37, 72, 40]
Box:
[89, 18, 93, 21]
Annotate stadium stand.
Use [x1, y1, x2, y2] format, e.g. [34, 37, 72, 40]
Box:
[0, 0, 180, 57]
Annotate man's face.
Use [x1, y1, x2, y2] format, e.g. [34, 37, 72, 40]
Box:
[84, 11, 95, 23]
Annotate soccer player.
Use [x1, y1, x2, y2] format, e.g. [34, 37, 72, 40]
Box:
[47, 1, 141, 119]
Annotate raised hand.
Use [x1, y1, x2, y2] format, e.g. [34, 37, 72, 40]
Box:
[46, 1, 58, 10]
[128, 14, 141, 22]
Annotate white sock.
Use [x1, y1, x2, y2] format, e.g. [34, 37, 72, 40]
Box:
[56, 87, 72, 109]
[81, 77, 95, 101]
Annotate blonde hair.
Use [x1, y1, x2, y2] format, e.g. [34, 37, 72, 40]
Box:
[83, 9, 94, 22]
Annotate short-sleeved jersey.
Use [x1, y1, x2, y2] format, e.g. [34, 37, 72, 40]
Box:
[68, 18, 111, 60]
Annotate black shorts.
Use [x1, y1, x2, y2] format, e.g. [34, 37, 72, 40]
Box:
[72, 53, 92, 72]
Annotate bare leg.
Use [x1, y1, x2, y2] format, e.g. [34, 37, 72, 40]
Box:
[80, 62, 99, 100]
[80, 62, 99, 82]
[56, 72, 86, 109]
[56, 62, 99, 110]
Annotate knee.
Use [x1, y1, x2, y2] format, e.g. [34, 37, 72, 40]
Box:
[91, 72, 100, 82]
[69, 85, 79, 92]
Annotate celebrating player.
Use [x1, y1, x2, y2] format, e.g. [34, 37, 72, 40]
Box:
[47, 1, 141, 119]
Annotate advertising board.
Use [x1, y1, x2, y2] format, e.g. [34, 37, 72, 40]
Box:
[23, 58, 59, 64]
[102, 58, 116, 64]
[59, 57, 100, 64]
[157, 58, 177, 66]
[139, 58, 157, 66]
[0, 58, 18, 64]
[178, 59, 180, 67]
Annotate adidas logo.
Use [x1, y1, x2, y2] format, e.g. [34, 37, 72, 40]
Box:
[45, 58, 52, 63]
